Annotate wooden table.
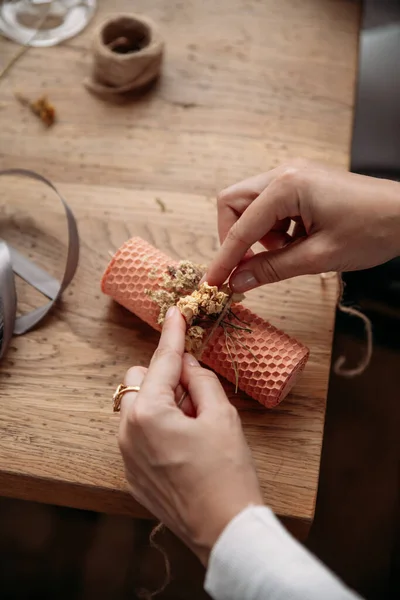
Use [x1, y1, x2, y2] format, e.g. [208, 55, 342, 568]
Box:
[0, 0, 360, 538]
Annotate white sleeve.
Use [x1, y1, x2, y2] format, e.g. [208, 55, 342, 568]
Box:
[205, 505, 362, 600]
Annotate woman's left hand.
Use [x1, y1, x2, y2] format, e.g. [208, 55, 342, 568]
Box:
[118, 306, 263, 566]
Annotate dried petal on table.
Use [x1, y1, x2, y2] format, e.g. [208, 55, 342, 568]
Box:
[15, 93, 56, 127]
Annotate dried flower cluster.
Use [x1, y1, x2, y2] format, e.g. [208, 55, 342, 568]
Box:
[177, 283, 229, 325]
[178, 283, 230, 353]
[146, 260, 251, 391]
[146, 260, 246, 355]
[146, 260, 206, 324]
[147, 261, 235, 353]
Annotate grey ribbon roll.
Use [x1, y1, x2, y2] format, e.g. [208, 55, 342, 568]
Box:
[0, 169, 79, 360]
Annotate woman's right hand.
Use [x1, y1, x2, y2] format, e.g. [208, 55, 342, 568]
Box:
[205, 160, 400, 292]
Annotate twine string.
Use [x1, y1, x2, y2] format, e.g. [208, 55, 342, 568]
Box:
[321, 273, 373, 377]
[136, 523, 171, 600]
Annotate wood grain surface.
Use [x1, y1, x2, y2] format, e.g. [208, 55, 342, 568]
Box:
[0, 0, 360, 533]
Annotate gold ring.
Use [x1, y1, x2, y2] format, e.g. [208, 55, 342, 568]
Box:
[113, 383, 141, 412]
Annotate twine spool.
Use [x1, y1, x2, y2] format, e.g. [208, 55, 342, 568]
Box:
[85, 14, 164, 97]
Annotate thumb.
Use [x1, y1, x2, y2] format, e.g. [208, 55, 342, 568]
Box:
[181, 353, 229, 414]
[230, 236, 325, 291]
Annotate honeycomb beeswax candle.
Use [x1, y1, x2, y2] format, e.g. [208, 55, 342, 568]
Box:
[102, 237, 309, 408]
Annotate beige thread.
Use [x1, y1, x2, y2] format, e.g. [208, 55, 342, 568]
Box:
[321, 273, 373, 377]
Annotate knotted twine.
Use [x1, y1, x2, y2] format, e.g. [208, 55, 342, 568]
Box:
[84, 14, 164, 98]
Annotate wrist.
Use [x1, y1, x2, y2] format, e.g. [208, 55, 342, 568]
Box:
[187, 497, 264, 567]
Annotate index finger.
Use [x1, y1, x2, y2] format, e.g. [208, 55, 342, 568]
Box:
[217, 170, 283, 244]
[140, 306, 186, 401]
[206, 174, 298, 286]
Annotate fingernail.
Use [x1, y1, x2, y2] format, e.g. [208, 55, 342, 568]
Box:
[231, 270, 257, 292]
[184, 353, 200, 367]
[165, 306, 178, 320]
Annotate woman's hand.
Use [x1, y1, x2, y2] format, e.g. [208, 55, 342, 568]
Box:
[118, 306, 263, 566]
[206, 160, 400, 291]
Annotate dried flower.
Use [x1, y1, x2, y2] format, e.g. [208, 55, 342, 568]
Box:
[185, 325, 205, 353]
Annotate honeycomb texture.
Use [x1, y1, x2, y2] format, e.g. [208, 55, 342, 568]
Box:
[101, 237, 309, 408]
